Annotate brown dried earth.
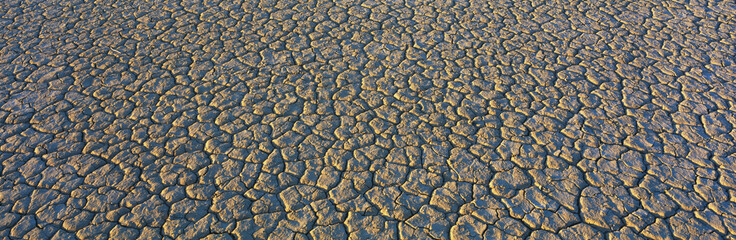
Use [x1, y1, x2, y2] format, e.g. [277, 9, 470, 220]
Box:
[1, 0, 736, 239]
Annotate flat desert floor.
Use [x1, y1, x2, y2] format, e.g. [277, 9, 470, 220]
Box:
[1, 0, 736, 239]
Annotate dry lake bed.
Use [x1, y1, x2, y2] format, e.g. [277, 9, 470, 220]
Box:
[1, 0, 736, 239]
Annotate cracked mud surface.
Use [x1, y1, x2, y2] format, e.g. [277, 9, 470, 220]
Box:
[1, 0, 736, 239]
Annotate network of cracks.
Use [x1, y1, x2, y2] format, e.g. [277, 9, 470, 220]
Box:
[1, 0, 736, 239]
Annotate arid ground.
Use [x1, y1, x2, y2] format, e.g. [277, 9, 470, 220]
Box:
[1, 0, 736, 239]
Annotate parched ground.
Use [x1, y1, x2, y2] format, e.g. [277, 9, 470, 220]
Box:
[1, 0, 736, 239]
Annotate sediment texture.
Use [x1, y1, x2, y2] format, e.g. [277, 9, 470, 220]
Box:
[1, 0, 736, 239]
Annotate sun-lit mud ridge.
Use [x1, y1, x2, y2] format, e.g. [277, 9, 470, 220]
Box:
[1, 0, 736, 239]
